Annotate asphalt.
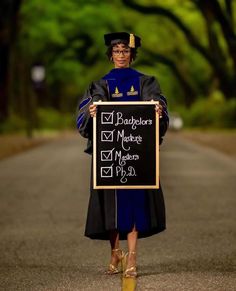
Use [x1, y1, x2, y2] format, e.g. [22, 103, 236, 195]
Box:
[0, 132, 235, 291]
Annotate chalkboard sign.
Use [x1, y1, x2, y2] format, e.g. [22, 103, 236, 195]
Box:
[93, 101, 159, 189]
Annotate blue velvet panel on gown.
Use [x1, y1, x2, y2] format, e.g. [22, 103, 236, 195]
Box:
[103, 68, 151, 233]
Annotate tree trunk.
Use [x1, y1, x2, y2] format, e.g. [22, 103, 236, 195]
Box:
[0, 45, 9, 122]
[196, 0, 236, 98]
[0, 0, 21, 123]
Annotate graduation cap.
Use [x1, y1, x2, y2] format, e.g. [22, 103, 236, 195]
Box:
[104, 32, 141, 48]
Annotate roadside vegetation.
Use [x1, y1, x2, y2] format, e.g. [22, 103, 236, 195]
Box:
[0, 0, 235, 135]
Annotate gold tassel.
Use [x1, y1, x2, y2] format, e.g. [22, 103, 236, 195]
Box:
[129, 33, 135, 48]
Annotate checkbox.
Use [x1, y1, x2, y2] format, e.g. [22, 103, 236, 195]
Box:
[101, 111, 114, 124]
[101, 149, 114, 161]
[101, 130, 114, 142]
[101, 165, 113, 178]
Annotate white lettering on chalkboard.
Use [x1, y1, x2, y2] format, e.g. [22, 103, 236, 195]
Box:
[101, 111, 114, 124]
[116, 166, 137, 183]
[97, 104, 156, 186]
[101, 130, 115, 142]
[101, 165, 113, 178]
[114, 151, 139, 166]
[117, 129, 142, 151]
[115, 112, 152, 130]
[101, 148, 114, 161]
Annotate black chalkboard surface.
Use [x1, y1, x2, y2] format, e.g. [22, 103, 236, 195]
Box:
[93, 101, 159, 189]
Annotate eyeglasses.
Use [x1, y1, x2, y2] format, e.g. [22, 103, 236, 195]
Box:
[112, 49, 131, 56]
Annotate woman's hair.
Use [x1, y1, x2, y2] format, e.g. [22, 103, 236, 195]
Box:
[106, 40, 138, 62]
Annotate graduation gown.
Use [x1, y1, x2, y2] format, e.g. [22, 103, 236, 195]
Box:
[77, 68, 169, 240]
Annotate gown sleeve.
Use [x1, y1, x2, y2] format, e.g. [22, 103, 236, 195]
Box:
[76, 79, 108, 154]
[140, 75, 169, 144]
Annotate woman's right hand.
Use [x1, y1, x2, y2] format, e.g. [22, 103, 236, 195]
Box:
[89, 104, 97, 117]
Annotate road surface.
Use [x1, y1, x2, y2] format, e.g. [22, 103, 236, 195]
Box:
[0, 132, 235, 290]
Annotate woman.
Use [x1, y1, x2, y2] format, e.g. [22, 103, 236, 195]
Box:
[77, 32, 169, 278]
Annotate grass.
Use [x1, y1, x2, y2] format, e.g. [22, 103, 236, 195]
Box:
[0, 129, 76, 161]
[177, 128, 236, 157]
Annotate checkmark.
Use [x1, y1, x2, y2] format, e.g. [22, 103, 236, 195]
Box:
[101, 130, 115, 142]
[101, 111, 114, 124]
[101, 165, 113, 178]
[101, 148, 114, 161]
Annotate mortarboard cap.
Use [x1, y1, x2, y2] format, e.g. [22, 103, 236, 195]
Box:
[104, 32, 141, 48]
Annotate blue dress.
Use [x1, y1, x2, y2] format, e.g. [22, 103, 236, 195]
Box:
[103, 68, 150, 233]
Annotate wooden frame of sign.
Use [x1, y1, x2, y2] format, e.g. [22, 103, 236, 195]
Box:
[93, 101, 159, 189]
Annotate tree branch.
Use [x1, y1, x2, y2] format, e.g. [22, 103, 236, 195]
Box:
[196, 1, 228, 67]
[123, 0, 236, 98]
[121, 0, 215, 66]
[225, 0, 233, 29]
[195, 0, 236, 89]
[199, 0, 235, 42]
[136, 49, 198, 106]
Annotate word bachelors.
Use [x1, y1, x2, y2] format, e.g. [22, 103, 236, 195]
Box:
[100, 110, 153, 184]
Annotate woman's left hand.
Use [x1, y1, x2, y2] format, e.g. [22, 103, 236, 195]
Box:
[155, 103, 163, 119]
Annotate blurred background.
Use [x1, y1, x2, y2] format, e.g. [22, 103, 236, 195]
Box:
[0, 0, 235, 152]
[0, 2, 235, 289]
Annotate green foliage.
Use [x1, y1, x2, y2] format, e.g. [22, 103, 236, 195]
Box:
[19, 0, 211, 104]
[0, 114, 27, 134]
[5, 0, 233, 134]
[0, 109, 75, 134]
[177, 92, 236, 128]
[19, 1, 124, 95]
[37, 108, 74, 130]
[223, 99, 236, 128]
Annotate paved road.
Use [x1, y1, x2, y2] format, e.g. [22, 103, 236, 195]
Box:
[0, 133, 235, 291]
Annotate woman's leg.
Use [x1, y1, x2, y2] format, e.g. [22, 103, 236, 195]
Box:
[126, 226, 138, 269]
[108, 230, 121, 268]
[109, 230, 119, 250]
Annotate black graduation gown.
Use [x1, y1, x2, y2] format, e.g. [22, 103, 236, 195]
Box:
[77, 73, 168, 240]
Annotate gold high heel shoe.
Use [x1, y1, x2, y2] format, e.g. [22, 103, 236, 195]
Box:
[105, 248, 125, 275]
[123, 251, 137, 278]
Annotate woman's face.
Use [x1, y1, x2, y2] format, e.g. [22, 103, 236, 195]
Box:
[112, 43, 131, 68]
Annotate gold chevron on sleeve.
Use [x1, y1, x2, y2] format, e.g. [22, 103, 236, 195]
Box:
[112, 86, 123, 98]
[127, 85, 138, 96]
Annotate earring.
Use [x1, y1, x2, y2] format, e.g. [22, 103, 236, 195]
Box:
[110, 56, 113, 62]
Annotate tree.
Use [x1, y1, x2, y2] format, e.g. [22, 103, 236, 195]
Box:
[0, 0, 21, 122]
[121, 0, 236, 103]
[136, 49, 198, 107]
[19, 0, 122, 110]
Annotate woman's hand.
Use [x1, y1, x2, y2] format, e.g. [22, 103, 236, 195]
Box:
[155, 103, 163, 119]
[89, 104, 97, 117]
[151, 99, 163, 118]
